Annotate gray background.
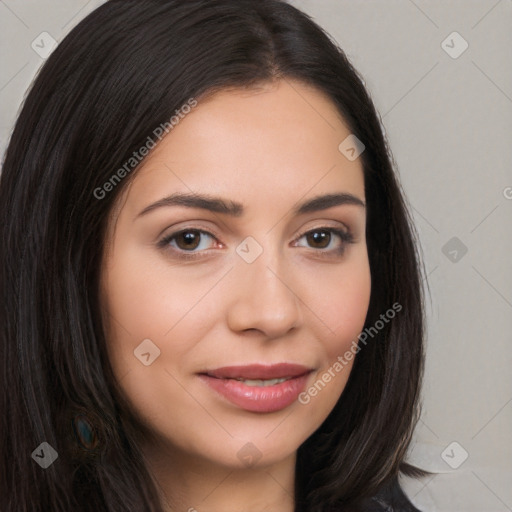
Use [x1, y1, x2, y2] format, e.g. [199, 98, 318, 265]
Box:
[1, 1, 511, 510]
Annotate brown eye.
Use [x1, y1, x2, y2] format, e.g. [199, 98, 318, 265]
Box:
[157, 228, 218, 257]
[175, 230, 202, 250]
[306, 230, 331, 249]
[295, 227, 354, 257]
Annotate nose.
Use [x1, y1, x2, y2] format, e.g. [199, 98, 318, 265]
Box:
[226, 247, 302, 338]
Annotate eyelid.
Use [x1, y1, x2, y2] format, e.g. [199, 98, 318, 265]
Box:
[156, 225, 221, 251]
[294, 221, 351, 240]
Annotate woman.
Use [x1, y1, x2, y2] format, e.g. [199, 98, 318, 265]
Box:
[0, 1, 430, 510]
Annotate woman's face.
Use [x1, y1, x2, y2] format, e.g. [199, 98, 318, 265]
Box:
[100, 79, 371, 469]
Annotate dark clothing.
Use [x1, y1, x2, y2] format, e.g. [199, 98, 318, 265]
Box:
[359, 477, 422, 512]
[324, 477, 423, 512]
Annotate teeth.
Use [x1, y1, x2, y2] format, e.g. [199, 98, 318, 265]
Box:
[234, 377, 289, 387]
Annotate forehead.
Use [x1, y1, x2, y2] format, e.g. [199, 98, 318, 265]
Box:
[120, 79, 365, 217]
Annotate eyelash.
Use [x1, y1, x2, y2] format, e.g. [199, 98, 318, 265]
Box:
[157, 226, 355, 261]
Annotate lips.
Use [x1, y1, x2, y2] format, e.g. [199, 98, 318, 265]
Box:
[198, 363, 314, 413]
[203, 363, 312, 380]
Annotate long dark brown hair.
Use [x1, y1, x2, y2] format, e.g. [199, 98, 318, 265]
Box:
[0, 1, 429, 510]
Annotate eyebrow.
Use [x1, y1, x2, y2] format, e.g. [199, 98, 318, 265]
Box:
[136, 191, 365, 219]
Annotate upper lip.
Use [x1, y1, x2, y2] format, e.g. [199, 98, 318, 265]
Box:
[201, 363, 313, 380]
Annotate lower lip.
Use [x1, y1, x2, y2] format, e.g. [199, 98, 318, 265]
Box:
[198, 373, 311, 413]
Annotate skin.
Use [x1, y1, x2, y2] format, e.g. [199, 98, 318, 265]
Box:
[99, 78, 371, 512]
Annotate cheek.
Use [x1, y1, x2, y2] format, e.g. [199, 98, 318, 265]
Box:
[308, 251, 371, 356]
[99, 255, 209, 441]
[299, 258, 371, 414]
[294, 251, 371, 410]
[101, 246, 219, 345]
[99, 249, 206, 400]
[99, 244, 229, 397]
